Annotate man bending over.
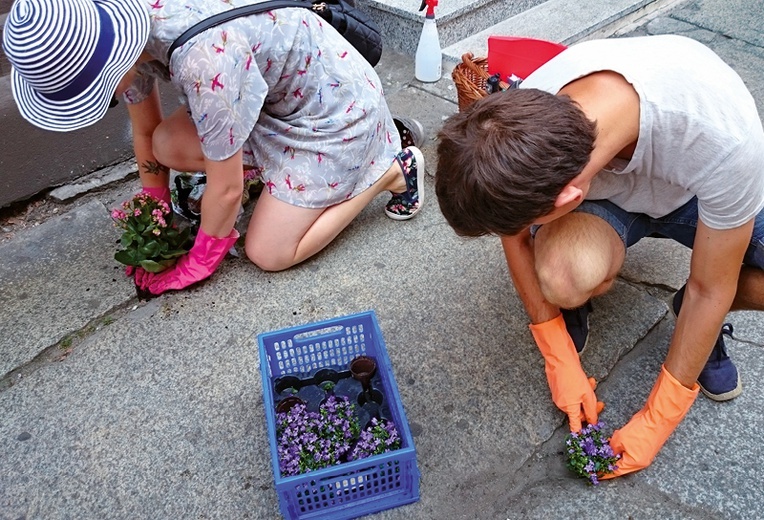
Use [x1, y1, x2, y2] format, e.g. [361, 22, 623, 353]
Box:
[435, 35, 764, 477]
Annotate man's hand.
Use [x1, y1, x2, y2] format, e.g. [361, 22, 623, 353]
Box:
[601, 365, 698, 479]
[135, 228, 238, 295]
[529, 314, 604, 432]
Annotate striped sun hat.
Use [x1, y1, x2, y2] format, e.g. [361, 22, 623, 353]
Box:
[2, 0, 150, 132]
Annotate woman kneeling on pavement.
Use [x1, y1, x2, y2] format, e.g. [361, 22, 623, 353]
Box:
[3, 0, 425, 295]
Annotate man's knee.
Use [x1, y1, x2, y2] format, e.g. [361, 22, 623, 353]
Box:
[536, 260, 591, 309]
[535, 217, 622, 308]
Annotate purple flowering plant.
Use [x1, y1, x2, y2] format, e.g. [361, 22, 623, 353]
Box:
[565, 421, 620, 485]
[349, 417, 401, 460]
[276, 395, 362, 477]
[111, 193, 191, 273]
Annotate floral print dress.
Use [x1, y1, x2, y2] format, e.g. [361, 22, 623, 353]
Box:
[124, 0, 401, 209]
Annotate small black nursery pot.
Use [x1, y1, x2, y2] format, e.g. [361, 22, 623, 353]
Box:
[358, 388, 384, 406]
[314, 368, 341, 393]
[297, 385, 326, 413]
[314, 368, 341, 385]
[274, 376, 302, 396]
[332, 377, 363, 403]
[360, 400, 381, 425]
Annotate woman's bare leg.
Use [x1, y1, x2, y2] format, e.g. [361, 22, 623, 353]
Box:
[246, 160, 406, 271]
[153, 108, 414, 271]
[151, 107, 205, 171]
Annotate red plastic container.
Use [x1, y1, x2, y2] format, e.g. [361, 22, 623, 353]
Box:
[487, 36, 567, 81]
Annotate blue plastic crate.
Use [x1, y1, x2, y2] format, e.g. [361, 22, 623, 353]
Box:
[258, 311, 420, 520]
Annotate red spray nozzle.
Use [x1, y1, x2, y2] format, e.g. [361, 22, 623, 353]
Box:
[419, 0, 438, 17]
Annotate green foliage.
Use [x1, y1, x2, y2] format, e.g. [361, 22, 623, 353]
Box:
[111, 193, 191, 273]
[564, 422, 620, 485]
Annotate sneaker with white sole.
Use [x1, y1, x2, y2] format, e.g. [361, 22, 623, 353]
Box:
[562, 301, 593, 354]
[672, 284, 742, 401]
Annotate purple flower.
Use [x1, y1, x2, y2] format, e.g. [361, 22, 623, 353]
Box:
[349, 418, 402, 461]
[582, 437, 597, 456]
[564, 421, 619, 486]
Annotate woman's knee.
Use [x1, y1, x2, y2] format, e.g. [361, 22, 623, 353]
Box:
[151, 110, 201, 170]
[245, 239, 293, 272]
[152, 121, 179, 168]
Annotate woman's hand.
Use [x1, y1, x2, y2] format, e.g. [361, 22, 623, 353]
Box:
[134, 228, 239, 295]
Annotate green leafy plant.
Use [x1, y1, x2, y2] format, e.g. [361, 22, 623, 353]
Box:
[111, 193, 191, 273]
[276, 395, 362, 476]
[565, 421, 620, 485]
[349, 417, 401, 460]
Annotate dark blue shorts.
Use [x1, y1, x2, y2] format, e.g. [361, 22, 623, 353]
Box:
[571, 197, 764, 269]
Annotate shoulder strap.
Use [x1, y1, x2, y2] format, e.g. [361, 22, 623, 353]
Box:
[167, 0, 313, 62]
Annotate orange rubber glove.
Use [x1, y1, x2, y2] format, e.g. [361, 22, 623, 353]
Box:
[601, 364, 699, 479]
[529, 314, 604, 432]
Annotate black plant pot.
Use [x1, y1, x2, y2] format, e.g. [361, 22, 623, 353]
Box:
[313, 368, 342, 394]
[314, 368, 341, 385]
[297, 385, 327, 413]
[333, 377, 363, 403]
[358, 388, 384, 406]
[274, 375, 302, 395]
[275, 395, 305, 414]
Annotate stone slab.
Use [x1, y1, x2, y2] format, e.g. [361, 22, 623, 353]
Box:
[670, 0, 764, 47]
[0, 78, 178, 209]
[0, 199, 137, 376]
[2, 0, 764, 518]
[620, 237, 692, 291]
[484, 317, 764, 520]
[442, 0, 664, 61]
[368, 0, 546, 53]
[0, 199, 667, 518]
[49, 161, 138, 203]
[636, 15, 764, 117]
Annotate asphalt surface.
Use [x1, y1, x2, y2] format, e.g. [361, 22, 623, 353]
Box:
[2, 0, 764, 518]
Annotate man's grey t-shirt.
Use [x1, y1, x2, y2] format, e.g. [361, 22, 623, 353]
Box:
[521, 35, 764, 230]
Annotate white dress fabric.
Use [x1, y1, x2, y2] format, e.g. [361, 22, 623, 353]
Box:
[123, 0, 401, 208]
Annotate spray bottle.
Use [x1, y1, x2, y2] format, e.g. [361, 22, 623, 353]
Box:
[415, 0, 442, 82]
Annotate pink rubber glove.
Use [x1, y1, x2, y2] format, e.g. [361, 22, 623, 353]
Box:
[529, 314, 604, 432]
[601, 365, 699, 479]
[142, 185, 172, 206]
[125, 186, 172, 277]
[134, 228, 239, 295]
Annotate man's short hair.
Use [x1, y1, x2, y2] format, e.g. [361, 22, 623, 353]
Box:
[435, 88, 597, 237]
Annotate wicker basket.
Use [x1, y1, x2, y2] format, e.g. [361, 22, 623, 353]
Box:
[452, 53, 507, 112]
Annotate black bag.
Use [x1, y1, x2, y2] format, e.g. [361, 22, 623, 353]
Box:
[167, 0, 383, 66]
